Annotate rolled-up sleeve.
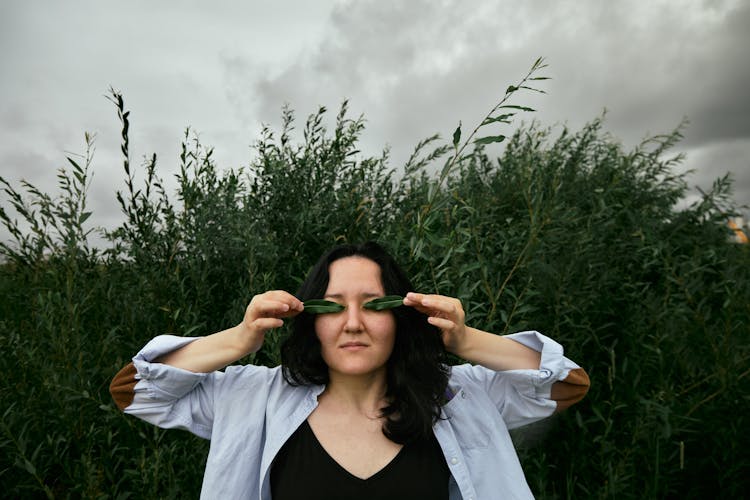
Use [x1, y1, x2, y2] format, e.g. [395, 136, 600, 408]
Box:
[452, 330, 590, 429]
[109, 335, 215, 439]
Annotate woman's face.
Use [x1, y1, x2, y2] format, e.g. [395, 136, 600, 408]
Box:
[314, 256, 397, 379]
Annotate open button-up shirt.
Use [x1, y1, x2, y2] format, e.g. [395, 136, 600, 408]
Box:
[110, 331, 589, 499]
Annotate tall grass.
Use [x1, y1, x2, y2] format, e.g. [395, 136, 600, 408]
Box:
[1, 61, 748, 498]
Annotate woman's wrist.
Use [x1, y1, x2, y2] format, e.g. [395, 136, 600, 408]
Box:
[447, 326, 478, 359]
[231, 322, 262, 356]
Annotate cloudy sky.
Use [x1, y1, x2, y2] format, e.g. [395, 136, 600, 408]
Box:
[1, 0, 748, 244]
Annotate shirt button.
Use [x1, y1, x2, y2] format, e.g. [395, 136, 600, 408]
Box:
[461, 391, 467, 399]
[450, 457, 459, 465]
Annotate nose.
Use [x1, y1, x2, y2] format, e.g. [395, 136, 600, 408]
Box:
[343, 304, 365, 333]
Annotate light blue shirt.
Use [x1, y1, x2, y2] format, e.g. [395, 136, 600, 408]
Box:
[125, 331, 581, 499]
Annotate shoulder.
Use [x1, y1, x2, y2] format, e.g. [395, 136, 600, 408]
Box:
[446, 363, 517, 406]
[218, 364, 318, 407]
[216, 364, 286, 391]
[448, 363, 498, 385]
[223, 363, 281, 379]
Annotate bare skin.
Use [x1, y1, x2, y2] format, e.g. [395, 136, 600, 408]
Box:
[403, 291, 542, 371]
[306, 257, 400, 478]
[156, 257, 542, 479]
[307, 390, 401, 479]
[155, 290, 304, 371]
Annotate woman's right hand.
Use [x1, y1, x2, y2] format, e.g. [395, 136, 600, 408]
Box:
[239, 291, 304, 354]
[156, 290, 303, 373]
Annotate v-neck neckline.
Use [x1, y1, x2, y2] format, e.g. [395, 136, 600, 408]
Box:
[301, 420, 405, 482]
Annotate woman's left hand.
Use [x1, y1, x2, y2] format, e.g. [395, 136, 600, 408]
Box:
[404, 292, 467, 354]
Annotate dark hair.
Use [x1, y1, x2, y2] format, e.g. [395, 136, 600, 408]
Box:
[281, 242, 449, 444]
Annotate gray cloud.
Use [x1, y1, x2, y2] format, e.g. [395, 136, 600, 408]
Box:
[2, 0, 748, 248]
[236, 0, 749, 212]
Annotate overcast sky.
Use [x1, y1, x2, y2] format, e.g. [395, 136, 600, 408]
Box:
[1, 0, 748, 245]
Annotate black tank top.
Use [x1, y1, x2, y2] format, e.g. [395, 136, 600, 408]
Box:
[270, 420, 450, 500]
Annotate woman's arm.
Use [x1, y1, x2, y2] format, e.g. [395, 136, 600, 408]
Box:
[404, 291, 589, 414]
[403, 292, 541, 369]
[157, 290, 303, 373]
[108, 291, 301, 436]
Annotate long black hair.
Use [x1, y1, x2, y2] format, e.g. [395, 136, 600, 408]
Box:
[281, 242, 449, 444]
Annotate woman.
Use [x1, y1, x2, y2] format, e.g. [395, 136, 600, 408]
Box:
[110, 242, 589, 499]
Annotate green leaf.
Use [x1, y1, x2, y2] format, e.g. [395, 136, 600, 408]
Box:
[452, 122, 461, 149]
[481, 113, 515, 126]
[506, 85, 517, 94]
[304, 296, 404, 313]
[474, 135, 506, 145]
[303, 299, 345, 314]
[498, 105, 535, 112]
[362, 295, 404, 311]
[531, 56, 546, 70]
[23, 459, 36, 476]
[519, 85, 546, 94]
[66, 157, 82, 172]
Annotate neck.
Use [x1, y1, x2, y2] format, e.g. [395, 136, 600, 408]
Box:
[323, 368, 389, 415]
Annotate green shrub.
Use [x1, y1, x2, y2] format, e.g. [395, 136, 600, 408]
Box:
[1, 60, 747, 498]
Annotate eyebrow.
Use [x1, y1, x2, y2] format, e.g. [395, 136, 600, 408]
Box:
[324, 292, 382, 300]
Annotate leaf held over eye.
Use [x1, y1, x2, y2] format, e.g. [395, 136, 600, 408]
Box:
[303, 299, 345, 314]
[362, 295, 404, 311]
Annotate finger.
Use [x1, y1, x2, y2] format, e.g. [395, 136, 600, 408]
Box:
[405, 292, 453, 307]
[422, 296, 458, 314]
[427, 315, 456, 331]
[253, 317, 284, 331]
[403, 292, 435, 314]
[252, 299, 290, 314]
[263, 291, 304, 311]
[404, 292, 428, 305]
[407, 293, 460, 317]
[406, 291, 446, 302]
[251, 299, 301, 319]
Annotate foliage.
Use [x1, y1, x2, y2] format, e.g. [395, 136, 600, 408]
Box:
[1, 60, 748, 498]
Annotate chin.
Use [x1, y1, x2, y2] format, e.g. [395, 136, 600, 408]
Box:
[329, 361, 387, 377]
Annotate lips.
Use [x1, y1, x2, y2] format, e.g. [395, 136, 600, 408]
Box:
[340, 342, 368, 350]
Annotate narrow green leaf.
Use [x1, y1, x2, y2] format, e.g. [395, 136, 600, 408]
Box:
[519, 85, 547, 94]
[24, 459, 36, 476]
[506, 85, 517, 94]
[531, 56, 546, 70]
[474, 135, 506, 145]
[304, 299, 345, 314]
[79, 211, 92, 224]
[362, 295, 404, 311]
[498, 105, 535, 112]
[452, 122, 461, 149]
[481, 113, 515, 126]
[66, 157, 82, 171]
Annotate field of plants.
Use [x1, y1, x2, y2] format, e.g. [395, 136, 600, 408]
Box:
[1, 62, 748, 498]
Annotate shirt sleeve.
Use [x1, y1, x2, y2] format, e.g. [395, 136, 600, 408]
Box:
[450, 330, 590, 429]
[109, 335, 216, 439]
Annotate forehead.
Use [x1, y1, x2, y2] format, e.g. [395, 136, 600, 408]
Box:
[326, 256, 384, 293]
